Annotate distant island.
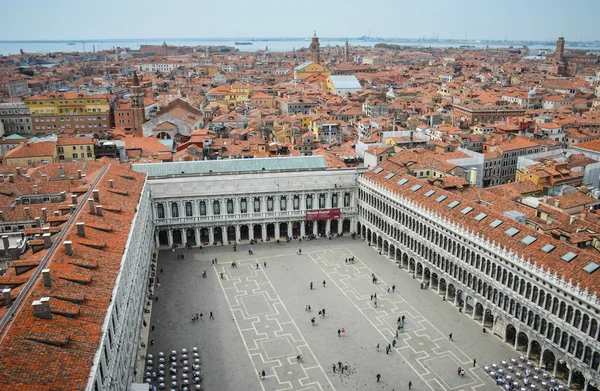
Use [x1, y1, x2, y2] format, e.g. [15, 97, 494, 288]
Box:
[235, 42, 253, 45]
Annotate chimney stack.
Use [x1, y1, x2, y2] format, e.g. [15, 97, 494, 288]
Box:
[554, 199, 560, 208]
[96, 205, 103, 216]
[32, 297, 53, 320]
[76, 222, 86, 237]
[88, 198, 95, 214]
[16, 167, 21, 175]
[26, 175, 31, 182]
[570, 215, 576, 225]
[24, 207, 30, 220]
[35, 217, 41, 227]
[8, 175, 14, 183]
[8, 245, 20, 261]
[3, 288, 11, 306]
[2, 236, 9, 250]
[0, 211, 3, 222]
[0, 174, 4, 182]
[42, 232, 52, 249]
[41, 208, 47, 223]
[42, 269, 51, 288]
[77, 170, 82, 179]
[109, 180, 114, 188]
[60, 192, 66, 201]
[59, 166, 64, 177]
[71, 194, 78, 204]
[69, 204, 74, 214]
[53, 211, 60, 217]
[34, 184, 39, 194]
[70, 177, 74, 184]
[63, 241, 73, 256]
[93, 190, 100, 203]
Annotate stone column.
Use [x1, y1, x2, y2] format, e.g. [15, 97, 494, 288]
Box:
[222, 227, 228, 244]
[249, 225, 255, 241]
[514, 330, 519, 350]
[274, 195, 280, 212]
[300, 194, 306, 211]
[168, 230, 173, 247]
[235, 225, 241, 243]
[350, 191, 356, 208]
[195, 228, 201, 246]
[351, 217, 357, 232]
[260, 197, 266, 214]
[338, 219, 343, 234]
[326, 219, 331, 235]
[207, 199, 213, 216]
[526, 341, 532, 357]
[287, 222, 292, 238]
[274, 223, 280, 240]
[472, 299, 477, 319]
[155, 231, 160, 247]
[326, 192, 332, 209]
[182, 229, 187, 246]
[300, 221, 306, 237]
[552, 360, 558, 377]
[313, 221, 318, 236]
[209, 227, 214, 244]
[261, 223, 267, 241]
[234, 197, 241, 215]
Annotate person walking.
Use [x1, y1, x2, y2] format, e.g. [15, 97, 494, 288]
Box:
[310, 281, 313, 290]
[473, 358, 477, 367]
[298, 248, 302, 255]
[387, 286, 390, 293]
[150, 339, 155, 345]
[392, 284, 396, 292]
[256, 262, 259, 269]
[449, 333, 453, 341]
[392, 339, 396, 348]
[212, 259, 214, 265]
[152, 325, 155, 331]
[264, 261, 266, 267]
[386, 345, 390, 354]
[376, 374, 381, 382]
[376, 343, 380, 352]
[322, 308, 326, 317]
[409, 380, 412, 390]
[332, 363, 336, 373]
[199, 312, 203, 320]
[323, 280, 326, 287]
[215, 258, 217, 264]
[371, 294, 374, 301]
[210, 311, 214, 320]
[338, 329, 341, 337]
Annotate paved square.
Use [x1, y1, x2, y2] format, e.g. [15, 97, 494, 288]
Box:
[148, 238, 515, 390]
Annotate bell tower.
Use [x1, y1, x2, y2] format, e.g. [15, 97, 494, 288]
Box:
[310, 31, 320, 63]
[130, 71, 146, 134]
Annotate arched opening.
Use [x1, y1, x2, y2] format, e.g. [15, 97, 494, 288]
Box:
[342, 218, 351, 233]
[430, 272, 438, 290]
[366, 228, 372, 244]
[570, 369, 586, 391]
[213, 227, 222, 245]
[240, 225, 249, 241]
[529, 340, 542, 361]
[226, 226, 235, 243]
[305, 221, 314, 236]
[383, 240, 389, 255]
[330, 219, 339, 234]
[464, 296, 474, 315]
[280, 222, 288, 238]
[592, 352, 600, 372]
[156, 131, 172, 140]
[439, 278, 447, 296]
[172, 229, 182, 246]
[416, 263, 423, 280]
[456, 289, 464, 308]
[292, 222, 301, 237]
[158, 230, 168, 246]
[402, 253, 408, 268]
[266, 223, 275, 239]
[555, 360, 569, 383]
[483, 309, 494, 328]
[252, 224, 262, 240]
[447, 284, 456, 301]
[516, 331, 528, 353]
[200, 228, 209, 244]
[186, 228, 196, 246]
[505, 324, 517, 347]
[377, 235, 383, 250]
[541, 350, 556, 372]
[356, 221, 362, 236]
[474, 302, 484, 321]
[317, 220, 326, 236]
[409, 258, 416, 273]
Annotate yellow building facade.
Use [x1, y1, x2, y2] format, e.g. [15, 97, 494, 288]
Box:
[294, 61, 330, 80]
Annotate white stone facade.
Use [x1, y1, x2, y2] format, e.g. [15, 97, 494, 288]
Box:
[357, 176, 600, 389]
[148, 170, 360, 247]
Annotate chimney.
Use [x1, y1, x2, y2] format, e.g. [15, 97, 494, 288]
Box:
[24, 207, 30, 220]
[26, 175, 31, 182]
[88, 198, 95, 214]
[3, 288, 11, 306]
[60, 192, 66, 201]
[42, 232, 52, 249]
[33, 184, 39, 194]
[32, 297, 53, 320]
[71, 194, 78, 204]
[96, 205, 103, 216]
[59, 166, 64, 177]
[35, 217, 41, 227]
[554, 199, 560, 208]
[2, 236, 8, 250]
[63, 241, 73, 256]
[0, 211, 3, 222]
[42, 269, 51, 288]
[77, 170, 82, 179]
[8, 175, 14, 183]
[92, 190, 100, 203]
[16, 167, 21, 175]
[8, 245, 20, 261]
[570, 215, 576, 225]
[53, 211, 59, 217]
[109, 180, 114, 188]
[70, 177, 74, 184]
[76, 222, 86, 237]
[69, 204, 74, 214]
[41, 208, 47, 223]
[0, 174, 4, 182]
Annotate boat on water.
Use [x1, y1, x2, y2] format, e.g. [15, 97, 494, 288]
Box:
[67, 42, 76, 45]
[235, 42, 253, 45]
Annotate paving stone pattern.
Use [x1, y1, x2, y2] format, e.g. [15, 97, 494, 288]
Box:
[149, 238, 516, 390]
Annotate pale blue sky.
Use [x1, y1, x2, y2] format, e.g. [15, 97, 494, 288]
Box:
[1, 0, 598, 41]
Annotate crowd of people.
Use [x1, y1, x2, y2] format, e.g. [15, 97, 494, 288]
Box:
[485, 356, 567, 390]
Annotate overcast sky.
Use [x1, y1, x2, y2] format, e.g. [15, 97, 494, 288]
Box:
[1, 0, 598, 41]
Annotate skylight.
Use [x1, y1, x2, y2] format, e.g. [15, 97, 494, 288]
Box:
[374, 167, 383, 174]
[397, 178, 409, 186]
[521, 235, 537, 245]
[505, 227, 520, 237]
[448, 201, 460, 209]
[561, 252, 577, 262]
[435, 195, 447, 202]
[583, 263, 600, 274]
[384, 173, 395, 180]
[541, 244, 555, 253]
[490, 219, 503, 228]
[461, 206, 473, 215]
[474, 213, 487, 221]
[424, 190, 436, 197]
[410, 184, 422, 192]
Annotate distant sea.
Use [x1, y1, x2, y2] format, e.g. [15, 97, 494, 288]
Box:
[1, 38, 599, 56]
